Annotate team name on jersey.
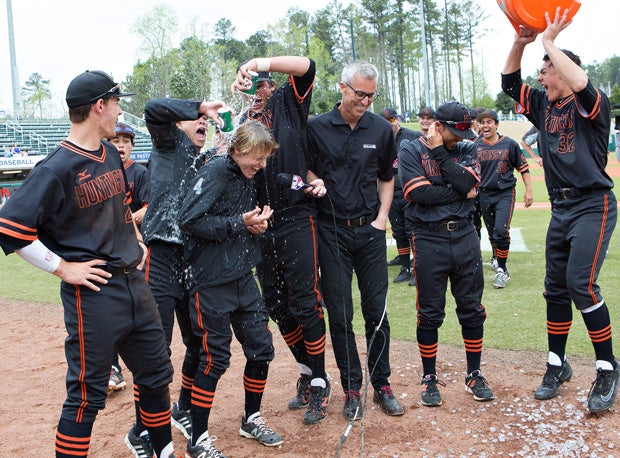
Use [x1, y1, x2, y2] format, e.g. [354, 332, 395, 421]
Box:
[74, 169, 125, 209]
[545, 109, 574, 133]
[477, 149, 509, 161]
[421, 153, 442, 177]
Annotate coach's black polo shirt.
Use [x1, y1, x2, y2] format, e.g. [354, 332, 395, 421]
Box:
[307, 103, 396, 220]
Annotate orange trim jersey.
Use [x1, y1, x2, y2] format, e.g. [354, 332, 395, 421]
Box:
[0, 140, 142, 268]
[398, 137, 480, 223]
[502, 72, 613, 193]
[474, 134, 529, 190]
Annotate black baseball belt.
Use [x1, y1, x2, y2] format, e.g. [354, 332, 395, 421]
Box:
[413, 218, 471, 232]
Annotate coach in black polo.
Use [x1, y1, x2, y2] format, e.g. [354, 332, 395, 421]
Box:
[398, 100, 495, 407]
[307, 60, 403, 421]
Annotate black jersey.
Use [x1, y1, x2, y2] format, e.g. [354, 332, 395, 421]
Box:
[502, 71, 613, 192]
[0, 140, 141, 268]
[178, 154, 261, 291]
[474, 134, 529, 190]
[141, 98, 206, 245]
[393, 127, 422, 194]
[307, 104, 396, 219]
[399, 137, 480, 223]
[240, 60, 316, 214]
[124, 159, 149, 212]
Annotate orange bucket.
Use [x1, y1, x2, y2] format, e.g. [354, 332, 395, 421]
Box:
[497, 0, 581, 33]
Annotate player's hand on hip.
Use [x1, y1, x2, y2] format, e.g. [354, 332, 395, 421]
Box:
[53, 259, 111, 292]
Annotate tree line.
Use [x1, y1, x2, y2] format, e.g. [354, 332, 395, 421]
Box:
[20, 0, 620, 119]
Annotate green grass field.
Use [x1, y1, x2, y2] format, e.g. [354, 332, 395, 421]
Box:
[1, 160, 618, 358]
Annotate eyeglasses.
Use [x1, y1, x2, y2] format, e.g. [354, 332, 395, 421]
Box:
[441, 120, 472, 131]
[342, 81, 379, 102]
[88, 83, 121, 103]
[386, 117, 396, 123]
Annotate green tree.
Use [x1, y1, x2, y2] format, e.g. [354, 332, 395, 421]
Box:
[22, 73, 51, 118]
[610, 83, 620, 106]
[495, 91, 515, 114]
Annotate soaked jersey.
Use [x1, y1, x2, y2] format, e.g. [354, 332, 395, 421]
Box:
[141, 98, 206, 244]
[179, 154, 261, 290]
[239, 60, 316, 213]
[399, 137, 480, 223]
[0, 140, 141, 268]
[502, 72, 613, 192]
[474, 134, 529, 190]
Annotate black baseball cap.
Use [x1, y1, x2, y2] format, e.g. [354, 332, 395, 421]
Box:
[381, 107, 398, 119]
[65, 70, 134, 109]
[417, 107, 435, 117]
[434, 101, 475, 140]
[477, 109, 499, 122]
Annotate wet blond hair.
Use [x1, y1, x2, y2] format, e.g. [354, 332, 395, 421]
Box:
[228, 120, 279, 157]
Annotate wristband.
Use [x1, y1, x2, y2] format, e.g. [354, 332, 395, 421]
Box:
[255, 58, 271, 72]
[15, 239, 61, 273]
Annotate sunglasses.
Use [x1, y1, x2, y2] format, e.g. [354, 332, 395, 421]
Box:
[386, 117, 396, 123]
[343, 81, 379, 102]
[88, 83, 121, 104]
[441, 120, 472, 131]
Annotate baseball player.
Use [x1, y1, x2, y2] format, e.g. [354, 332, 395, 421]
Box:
[105, 121, 149, 393]
[0, 70, 178, 458]
[502, 8, 618, 412]
[474, 109, 533, 288]
[179, 120, 280, 457]
[232, 56, 330, 425]
[398, 101, 494, 407]
[520, 124, 543, 167]
[129, 97, 225, 456]
[381, 107, 421, 285]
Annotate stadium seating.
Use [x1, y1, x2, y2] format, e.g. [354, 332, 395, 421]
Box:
[0, 120, 153, 158]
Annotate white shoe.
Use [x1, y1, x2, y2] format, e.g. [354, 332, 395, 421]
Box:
[493, 268, 510, 288]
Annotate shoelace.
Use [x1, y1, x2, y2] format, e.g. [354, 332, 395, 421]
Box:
[344, 389, 360, 400]
[542, 366, 564, 386]
[196, 436, 224, 458]
[251, 416, 276, 435]
[380, 386, 394, 397]
[588, 368, 611, 396]
[468, 371, 490, 386]
[423, 375, 446, 388]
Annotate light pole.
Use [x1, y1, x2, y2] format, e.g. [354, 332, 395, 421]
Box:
[6, 0, 21, 119]
[419, 0, 431, 107]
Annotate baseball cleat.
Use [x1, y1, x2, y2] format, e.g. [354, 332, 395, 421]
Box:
[303, 378, 331, 424]
[465, 370, 495, 401]
[186, 435, 226, 458]
[171, 402, 192, 439]
[393, 266, 412, 283]
[288, 374, 312, 410]
[587, 364, 620, 413]
[125, 424, 153, 458]
[535, 361, 573, 400]
[239, 414, 283, 446]
[493, 268, 510, 288]
[107, 366, 126, 392]
[420, 374, 445, 407]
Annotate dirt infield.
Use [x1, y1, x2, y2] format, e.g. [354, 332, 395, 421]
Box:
[1, 298, 618, 457]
